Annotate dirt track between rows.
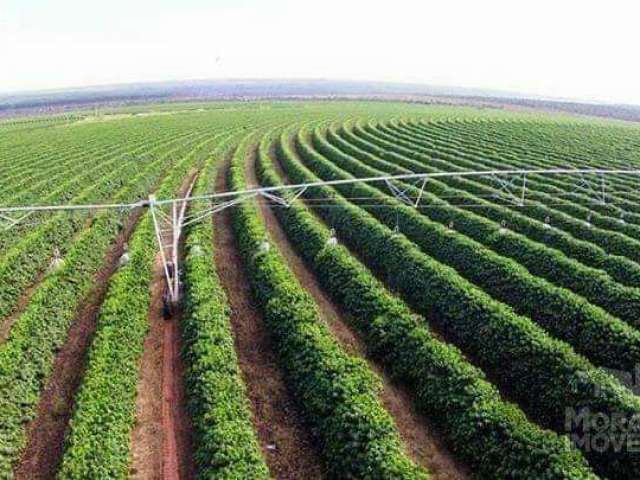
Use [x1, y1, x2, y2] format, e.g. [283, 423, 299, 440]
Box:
[130, 173, 197, 480]
[130, 254, 166, 480]
[214, 148, 325, 479]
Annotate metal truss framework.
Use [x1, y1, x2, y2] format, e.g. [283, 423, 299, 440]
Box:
[148, 178, 197, 305]
[2, 168, 639, 303]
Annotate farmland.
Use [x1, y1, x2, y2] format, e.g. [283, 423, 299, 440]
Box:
[1, 101, 640, 479]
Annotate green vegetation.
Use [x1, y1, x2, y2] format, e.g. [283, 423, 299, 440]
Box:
[229, 130, 428, 479]
[1, 101, 640, 479]
[56, 128, 217, 479]
[257, 132, 596, 479]
[181, 134, 270, 479]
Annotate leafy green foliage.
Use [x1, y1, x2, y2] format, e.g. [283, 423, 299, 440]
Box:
[0, 134, 207, 478]
[325, 124, 640, 326]
[340, 121, 640, 287]
[277, 127, 640, 479]
[258, 135, 596, 479]
[309, 127, 640, 369]
[56, 133, 216, 479]
[230, 133, 428, 479]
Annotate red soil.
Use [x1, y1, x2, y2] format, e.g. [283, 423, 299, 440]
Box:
[162, 309, 194, 480]
[130, 174, 197, 480]
[130, 255, 165, 480]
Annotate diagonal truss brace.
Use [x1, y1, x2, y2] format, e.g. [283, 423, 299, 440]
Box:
[0, 211, 34, 231]
[414, 177, 429, 207]
[489, 172, 528, 206]
[259, 186, 308, 208]
[384, 179, 414, 206]
[259, 190, 289, 207]
[570, 170, 607, 205]
[182, 193, 258, 228]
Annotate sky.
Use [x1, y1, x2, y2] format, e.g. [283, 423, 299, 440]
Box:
[1, 0, 639, 104]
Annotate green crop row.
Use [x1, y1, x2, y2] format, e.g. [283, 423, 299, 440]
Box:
[384, 120, 640, 236]
[260, 132, 597, 479]
[0, 115, 82, 131]
[0, 124, 141, 201]
[401, 118, 640, 236]
[355, 121, 640, 266]
[0, 131, 205, 325]
[0, 127, 190, 254]
[335, 122, 640, 288]
[0, 132, 101, 185]
[278, 126, 640, 479]
[181, 133, 270, 479]
[0, 137, 113, 205]
[425, 119, 640, 201]
[310, 129, 640, 352]
[229, 130, 428, 479]
[396, 119, 639, 204]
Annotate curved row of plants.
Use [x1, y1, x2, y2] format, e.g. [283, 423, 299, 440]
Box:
[324, 124, 640, 327]
[0, 131, 104, 188]
[430, 119, 640, 216]
[0, 137, 115, 205]
[399, 119, 640, 210]
[258, 131, 597, 479]
[0, 114, 82, 132]
[0, 131, 207, 325]
[387, 120, 640, 233]
[277, 126, 640, 479]
[0, 112, 219, 206]
[230, 129, 429, 479]
[428, 118, 640, 197]
[0, 123, 185, 204]
[354, 121, 640, 265]
[0, 127, 194, 254]
[370, 118, 640, 230]
[0, 125, 138, 195]
[414, 119, 639, 184]
[0, 136, 77, 173]
[0, 128, 186, 230]
[333, 122, 640, 287]
[305, 128, 640, 367]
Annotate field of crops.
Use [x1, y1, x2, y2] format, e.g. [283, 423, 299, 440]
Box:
[1, 101, 640, 479]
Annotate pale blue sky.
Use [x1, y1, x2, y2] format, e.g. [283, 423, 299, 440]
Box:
[1, 0, 639, 104]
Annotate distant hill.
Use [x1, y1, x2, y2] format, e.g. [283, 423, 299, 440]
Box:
[1, 79, 639, 122]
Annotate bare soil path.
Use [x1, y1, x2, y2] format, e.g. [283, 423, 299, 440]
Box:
[213, 150, 325, 479]
[262, 142, 471, 480]
[130, 255, 165, 480]
[14, 209, 143, 480]
[162, 304, 194, 480]
[130, 174, 197, 480]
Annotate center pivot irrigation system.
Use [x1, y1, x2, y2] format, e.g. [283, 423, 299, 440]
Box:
[2, 168, 639, 304]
